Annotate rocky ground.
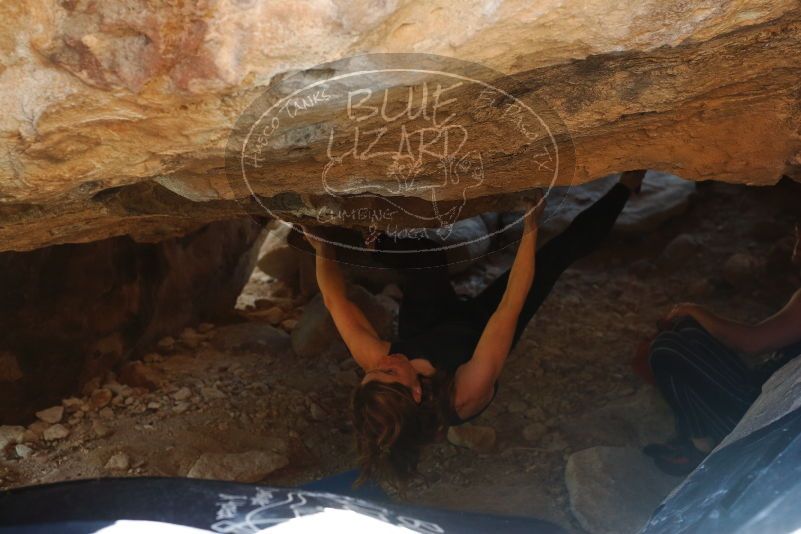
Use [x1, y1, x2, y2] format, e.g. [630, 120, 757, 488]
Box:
[1, 178, 798, 534]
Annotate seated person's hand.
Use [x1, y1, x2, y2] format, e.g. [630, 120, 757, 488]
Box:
[659, 302, 702, 330]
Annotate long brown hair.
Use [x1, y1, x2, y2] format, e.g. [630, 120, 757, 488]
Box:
[351, 370, 453, 487]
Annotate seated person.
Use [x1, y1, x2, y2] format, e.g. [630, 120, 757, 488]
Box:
[644, 222, 801, 475]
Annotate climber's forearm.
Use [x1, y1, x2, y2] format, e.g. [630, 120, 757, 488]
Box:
[496, 225, 537, 317]
[314, 244, 348, 309]
[312, 242, 387, 368]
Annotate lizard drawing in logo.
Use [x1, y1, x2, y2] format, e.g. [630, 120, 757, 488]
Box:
[321, 120, 485, 238]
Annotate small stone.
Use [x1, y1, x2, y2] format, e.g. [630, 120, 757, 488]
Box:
[0, 426, 25, 450]
[92, 420, 113, 438]
[447, 425, 496, 453]
[36, 405, 64, 424]
[105, 452, 130, 471]
[156, 336, 176, 352]
[688, 278, 714, 298]
[201, 386, 226, 400]
[99, 407, 114, 419]
[81, 377, 103, 397]
[280, 318, 299, 332]
[90, 388, 113, 410]
[173, 402, 190, 414]
[118, 361, 164, 391]
[507, 400, 528, 414]
[260, 306, 285, 325]
[142, 352, 163, 363]
[173, 387, 192, 401]
[147, 401, 161, 410]
[43, 424, 70, 441]
[62, 397, 83, 412]
[180, 327, 203, 348]
[197, 322, 215, 334]
[523, 422, 547, 442]
[26, 421, 49, 441]
[105, 381, 130, 397]
[658, 234, 700, 268]
[309, 403, 326, 421]
[14, 444, 33, 459]
[723, 253, 759, 287]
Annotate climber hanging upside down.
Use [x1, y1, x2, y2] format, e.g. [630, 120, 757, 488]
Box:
[303, 170, 646, 485]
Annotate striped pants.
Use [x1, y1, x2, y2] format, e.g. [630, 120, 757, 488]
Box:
[648, 317, 763, 444]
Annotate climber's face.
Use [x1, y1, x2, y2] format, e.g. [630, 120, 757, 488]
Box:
[362, 353, 422, 403]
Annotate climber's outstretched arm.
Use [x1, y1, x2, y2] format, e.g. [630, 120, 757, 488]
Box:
[452, 197, 543, 418]
[304, 228, 390, 370]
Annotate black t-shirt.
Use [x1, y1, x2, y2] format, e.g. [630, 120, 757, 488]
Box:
[388, 319, 498, 426]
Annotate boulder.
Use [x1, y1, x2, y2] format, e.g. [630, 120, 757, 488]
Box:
[0, 2, 799, 251]
[248, 306, 285, 326]
[256, 225, 302, 285]
[447, 425, 497, 453]
[722, 252, 761, 287]
[566, 446, 680, 534]
[658, 234, 701, 270]
[539, 172, 696, 241]
[291, 285, 394, 358]
[560, 386, 675, 449]
[187, 448, 289, 483]
[211, 323, 291, 354]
